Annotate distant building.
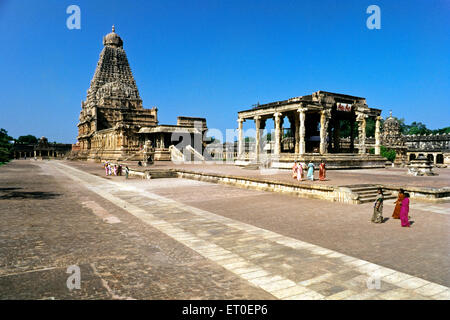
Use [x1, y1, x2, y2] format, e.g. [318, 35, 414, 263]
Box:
[13, 137, 72, 159]
[76, 26, 207, 161]
[405, 133, 450, 165]
[380, 113, 449, 166]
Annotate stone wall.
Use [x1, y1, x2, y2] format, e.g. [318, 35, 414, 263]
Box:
[404, 133, 450, 152]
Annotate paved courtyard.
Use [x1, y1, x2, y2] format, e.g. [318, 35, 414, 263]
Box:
[0, 160, 449, 300]
[120, 161, 450, 189]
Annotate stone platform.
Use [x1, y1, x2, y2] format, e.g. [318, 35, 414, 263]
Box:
[238, 153, 387, 170]
[102, 161, 450, 204]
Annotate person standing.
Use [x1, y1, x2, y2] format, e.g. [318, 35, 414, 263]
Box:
[392, 189, 405, 219]
[296, 162, 303, 181]
[400, 193, 411, 227]
[125, 166, 129, 179]
[371, 188, 384, 223]
[307, 161, 315, 181]
[292, 162, 298, 180]
[300, 162, 306, 180]
[319, 160, 326, 181]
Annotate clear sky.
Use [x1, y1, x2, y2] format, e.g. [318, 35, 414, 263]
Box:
[0, 0, 449, 143]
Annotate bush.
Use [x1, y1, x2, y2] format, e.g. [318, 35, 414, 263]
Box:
[380, 145, 396, 162]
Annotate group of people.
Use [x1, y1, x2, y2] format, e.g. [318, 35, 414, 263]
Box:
[103, 162, 130, 179]
[372, 188, 411, 227]
[292, 160, 326, 182]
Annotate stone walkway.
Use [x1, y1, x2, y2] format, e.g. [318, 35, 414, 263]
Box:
[0, 161, 272, 299]
[52, 161, 449, 300]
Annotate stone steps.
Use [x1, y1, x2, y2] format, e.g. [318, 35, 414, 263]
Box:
[340, 184, 397, 204]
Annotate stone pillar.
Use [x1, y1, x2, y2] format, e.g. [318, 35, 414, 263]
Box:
[298, 108, 307, 155]
[375, 116, 381, 155]
[274, 113, 282, 156]
[160, 134, 165, 148]
[356, 113, 367, 154]
[320, 110, 331, 154]
[294, 112, 300, 154]
[254, 116, 261, 160]
[237, 118, 244, 157]
[350, 119, 354, 153]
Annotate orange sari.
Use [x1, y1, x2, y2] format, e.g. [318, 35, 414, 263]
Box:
[319, 163, 326, 181]
[392, 193, 404, 219]
[292, 163, 297, 179]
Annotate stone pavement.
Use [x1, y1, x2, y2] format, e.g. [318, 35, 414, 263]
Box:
[0, 161, 272, 299]
[69, 160, 450, 287]
[48, 161, 449, 299]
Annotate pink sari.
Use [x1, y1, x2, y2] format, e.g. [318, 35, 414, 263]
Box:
[296, 165, 303, 181]
[400, 198, 410, 227]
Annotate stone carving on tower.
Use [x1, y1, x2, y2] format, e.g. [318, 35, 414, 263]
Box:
[77, 26, 158, 160]
[381, 112, 408, 166]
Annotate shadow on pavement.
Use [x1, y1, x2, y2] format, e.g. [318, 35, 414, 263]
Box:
[0, 191, 62, 200]
[0, 187, 22, 192]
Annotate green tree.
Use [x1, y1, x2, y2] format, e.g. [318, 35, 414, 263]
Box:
[432, 127, 450, 134]
[0, 128, 14, 164]
[15, 134, 38, 144]
[380, 145, 396, 162]
[405, 122, 432, 135]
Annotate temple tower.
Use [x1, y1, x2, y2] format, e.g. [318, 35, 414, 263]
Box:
[77, 26, 157, 159]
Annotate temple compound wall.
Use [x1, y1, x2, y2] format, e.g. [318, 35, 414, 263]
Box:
[76, 27, 206, 161]
[236, 91, 386, 169]
[405, 133, 450, 165]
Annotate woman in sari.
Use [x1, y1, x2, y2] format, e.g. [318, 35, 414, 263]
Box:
[399, 193, 411, 227]
[307, 161, 315, 181]
[371, 188, 384, 223]
[296, 162, 303, 181]
[392, 189, 404, 219]
[292, 162, 298, 180]
[319, 160, 326, 181]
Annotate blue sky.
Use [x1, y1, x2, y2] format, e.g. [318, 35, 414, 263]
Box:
[0, 0, 449, 143]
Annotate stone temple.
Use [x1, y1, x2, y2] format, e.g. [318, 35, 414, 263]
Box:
[236, 91, 386, 169]
[76, 26, 207, 161]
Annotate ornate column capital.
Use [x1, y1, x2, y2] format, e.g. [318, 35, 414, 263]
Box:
[273, 112, 282, 118]
[253, 115, 261, 121]
[297, 107, 308, 113]
[237, 117, 245, 123]
[355, 112, 368, 121]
